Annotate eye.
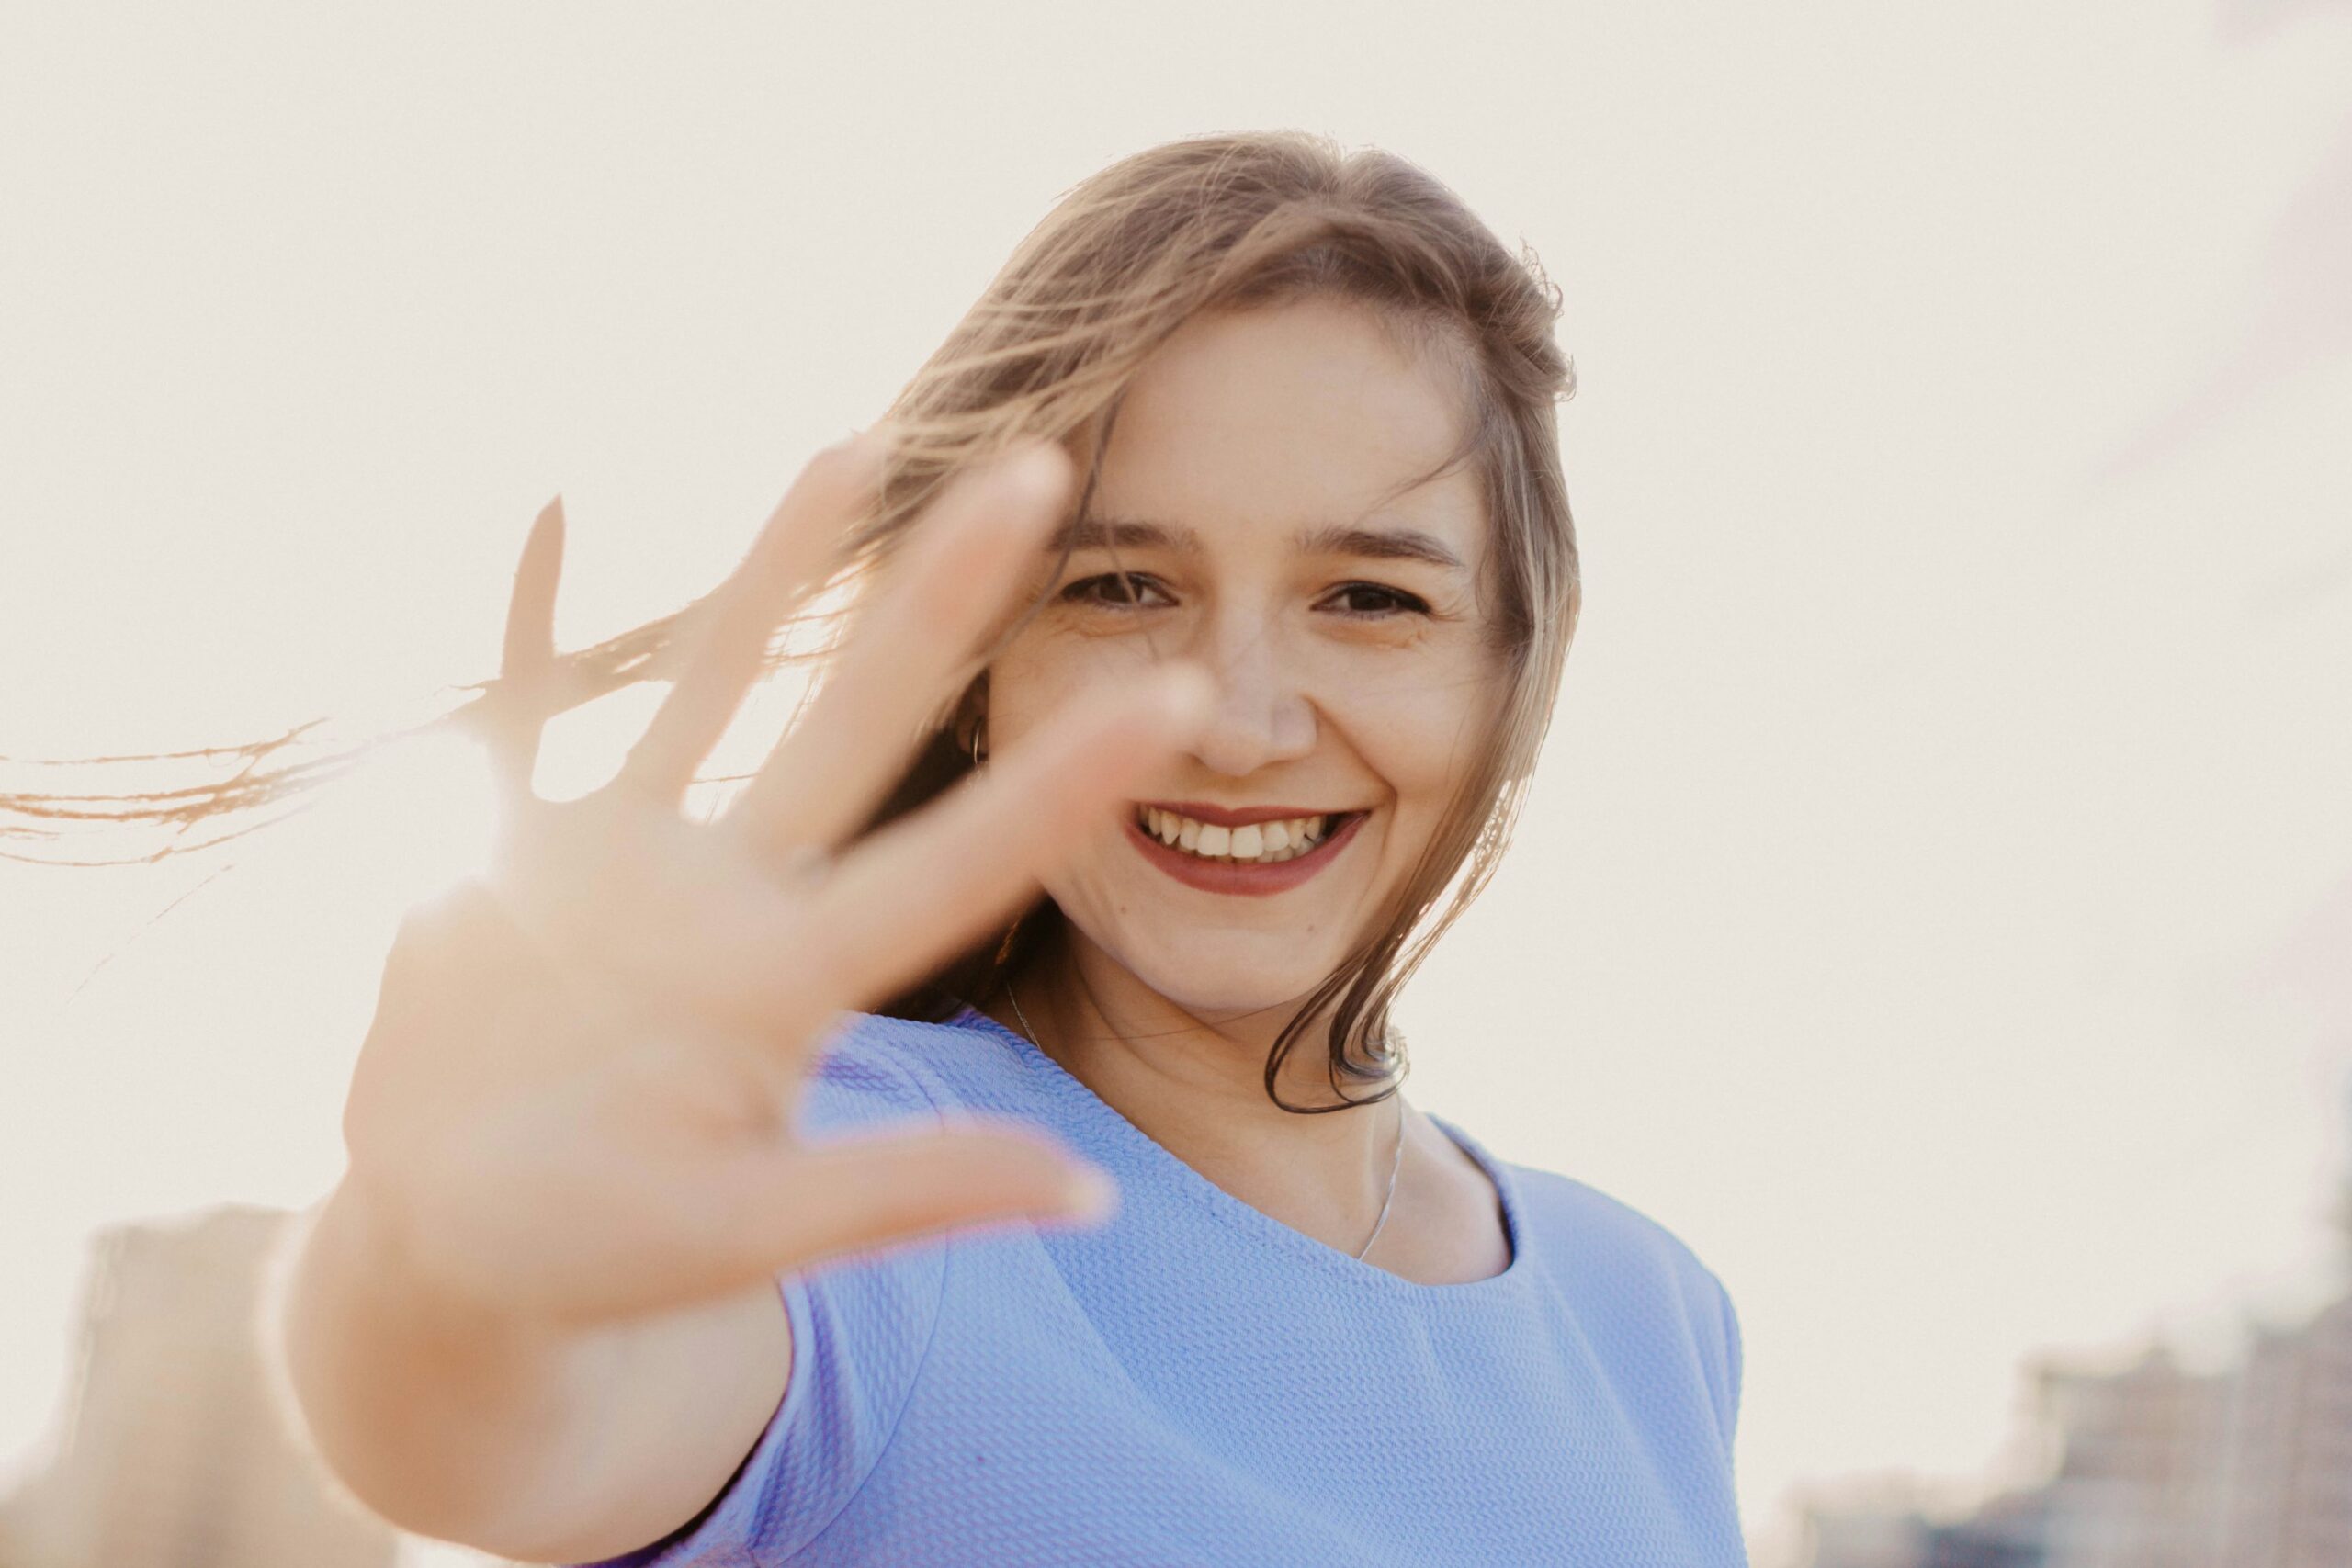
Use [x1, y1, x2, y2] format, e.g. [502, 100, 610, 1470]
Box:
[1060, 571, 1172, 610]
[1320, 582, 1430, 618]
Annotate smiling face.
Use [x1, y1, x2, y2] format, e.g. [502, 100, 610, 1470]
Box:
[982, 295, 1504, 1031]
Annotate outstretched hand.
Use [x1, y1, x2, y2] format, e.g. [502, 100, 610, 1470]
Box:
[339, 431, 1211, 1331]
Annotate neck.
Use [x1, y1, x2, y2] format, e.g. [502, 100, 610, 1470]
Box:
[990, 928, 1407, 1258]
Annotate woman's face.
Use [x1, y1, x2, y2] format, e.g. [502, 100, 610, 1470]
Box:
[985, 296, 1502, 1022]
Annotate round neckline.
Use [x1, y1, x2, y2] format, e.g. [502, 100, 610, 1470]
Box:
[947, 1003, 1532, 1303]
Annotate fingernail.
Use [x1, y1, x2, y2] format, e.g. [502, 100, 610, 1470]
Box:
[1156, 663, 1216, 726]
[836, 425, 891, 466]
[1060, 1167, 1118, 1222]
[1003, 443, 1069, 502]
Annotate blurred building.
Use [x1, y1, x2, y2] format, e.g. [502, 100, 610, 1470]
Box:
[1798, 1099, 2352, 1568]
[0, 1204, 401, 1568]
[2212, 1292, 2352, 1566]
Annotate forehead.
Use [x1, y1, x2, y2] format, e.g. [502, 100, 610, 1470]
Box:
[1091, 298, 1484, 558]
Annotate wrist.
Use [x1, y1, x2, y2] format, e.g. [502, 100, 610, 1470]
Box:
[313, 1168, 560, 1356]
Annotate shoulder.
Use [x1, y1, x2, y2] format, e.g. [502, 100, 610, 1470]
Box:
[1510, 1162, 1729, 1303]
[793, 1010, 998, 1135]
[1502, 1156, 1745, 1447]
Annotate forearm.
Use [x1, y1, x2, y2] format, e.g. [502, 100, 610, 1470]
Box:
[265, 1178, 593, 1548]
[262, 1178, 791, 1563]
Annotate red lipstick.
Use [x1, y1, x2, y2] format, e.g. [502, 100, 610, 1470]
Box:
[1125, 808, 1367, 897]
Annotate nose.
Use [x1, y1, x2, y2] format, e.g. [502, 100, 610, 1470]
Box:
[1184, 608, 1317, 778]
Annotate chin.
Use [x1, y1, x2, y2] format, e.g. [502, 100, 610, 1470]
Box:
[1109, 930, 1349, 1022]
[1054, 851, 1374, 1018]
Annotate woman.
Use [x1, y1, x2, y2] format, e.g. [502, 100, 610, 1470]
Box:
[268, 130, 1746, 1565]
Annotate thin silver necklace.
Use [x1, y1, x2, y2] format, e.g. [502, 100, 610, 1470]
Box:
[1002, 983, 1406, 1263]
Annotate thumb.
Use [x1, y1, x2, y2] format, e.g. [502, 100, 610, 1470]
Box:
[707, 1121, 1117, 1278]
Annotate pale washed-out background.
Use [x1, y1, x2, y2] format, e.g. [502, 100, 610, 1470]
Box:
[2, 5, 2348, 1565]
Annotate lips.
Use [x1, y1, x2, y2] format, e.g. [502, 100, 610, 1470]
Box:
[1136, 800, 1338, 828]
[1125, 807, 1368, 897]
[1135, 804, 1332, 863]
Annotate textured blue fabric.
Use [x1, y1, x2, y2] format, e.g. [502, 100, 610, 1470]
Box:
[580, 1006, 1746, 1566]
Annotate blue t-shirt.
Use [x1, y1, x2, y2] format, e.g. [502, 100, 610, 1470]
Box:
[583, 1006, 1746, 1567]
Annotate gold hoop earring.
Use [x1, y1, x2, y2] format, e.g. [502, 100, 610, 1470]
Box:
[970, 721, 987, 769]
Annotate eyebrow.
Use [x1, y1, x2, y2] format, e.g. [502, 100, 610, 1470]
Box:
[1050, 514, 1468, 572]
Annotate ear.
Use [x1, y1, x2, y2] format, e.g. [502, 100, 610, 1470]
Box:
[952, 670, 989, 751]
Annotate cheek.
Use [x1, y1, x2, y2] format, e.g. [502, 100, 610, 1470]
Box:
[1335, 673, 1494, 805]
[986, 630, 1162, 742]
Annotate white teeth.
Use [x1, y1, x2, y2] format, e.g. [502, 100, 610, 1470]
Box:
[1135, 807, 1349, 864]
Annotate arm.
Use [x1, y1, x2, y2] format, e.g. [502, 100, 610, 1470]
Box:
[267, 1177, 791, 1565]
[265, 433, 1177, 1564]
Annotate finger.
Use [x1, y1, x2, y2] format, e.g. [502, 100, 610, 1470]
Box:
[794, 662, 1215, 1013]
[725, 442, 1072, 859]
[696, 1122, 1116, 1282]
[487, 497, 565, 807]
[616, 429, 890, 805]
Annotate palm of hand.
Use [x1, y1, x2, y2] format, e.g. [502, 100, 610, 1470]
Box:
[338, 431, 1210, 1329]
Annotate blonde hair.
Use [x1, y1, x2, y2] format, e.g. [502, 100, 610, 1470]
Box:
[831, 130, 1582, 1114]
[6, 130, 1581, 1120]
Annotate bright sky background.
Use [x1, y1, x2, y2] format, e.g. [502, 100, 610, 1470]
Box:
[4, 6, 2349, 1565]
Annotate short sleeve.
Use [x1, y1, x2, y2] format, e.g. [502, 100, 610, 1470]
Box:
[1711, 1269, 1743, 1456]
[575, 1021, 956, 1567]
